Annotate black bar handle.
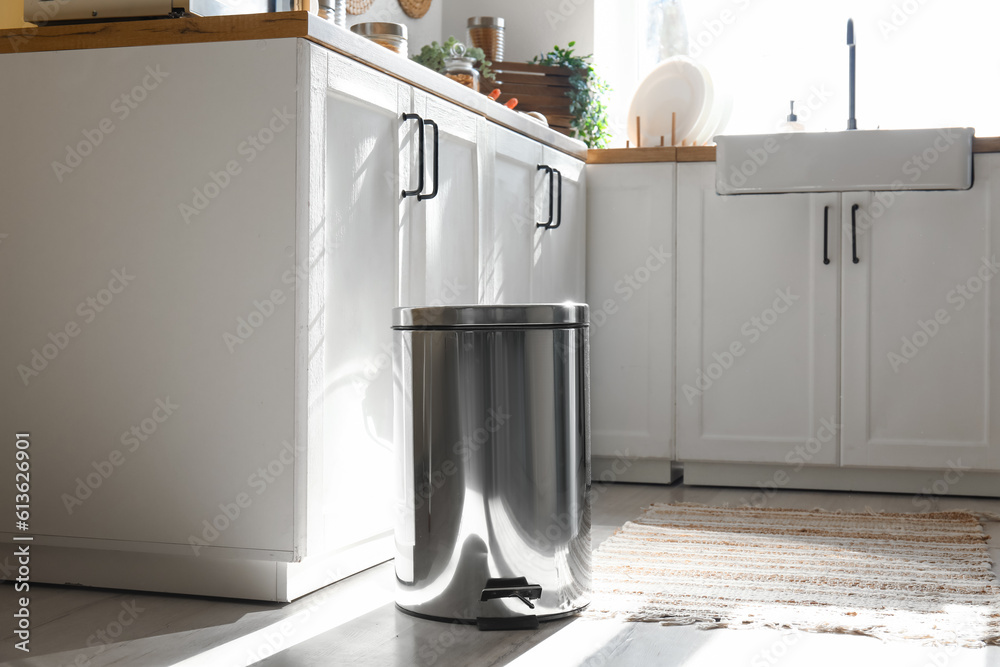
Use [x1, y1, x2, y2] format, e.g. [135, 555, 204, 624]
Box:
[547, 168, 563, 229]
[851, 203, 860, 264]
[401, 113, 424, 199]
[537, 165, 553, 228]
[823, 206, 830, 265]
[418, 119, 439, 201]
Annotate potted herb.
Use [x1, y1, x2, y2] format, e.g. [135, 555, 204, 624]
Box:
[530, 42, 611, 149]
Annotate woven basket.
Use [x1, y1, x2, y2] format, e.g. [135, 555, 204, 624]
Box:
[345, 0, 373, 14]
[398, 0, 431, 19]
[492, 62, 582, 138]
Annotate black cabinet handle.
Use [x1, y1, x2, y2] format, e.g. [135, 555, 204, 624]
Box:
[851, 204, 860, 264]
[401, 113, 424, 199]
[537, 164, 554, 228]
[823, 206, 830, 265]
[418, 119, 439, 201]
[548, 168, 563, 229]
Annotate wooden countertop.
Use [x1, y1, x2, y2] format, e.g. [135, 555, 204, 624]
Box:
[588, 137, 1000, 164]
[0, 11, 588, 160]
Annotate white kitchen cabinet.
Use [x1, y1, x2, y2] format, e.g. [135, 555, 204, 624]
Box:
[482, 126, 587, 306]
[0, 40, 307, 599]
[482, 125, 541, 304]
[676, 163, 841, 465]
[841, 154, 1000, 470]
[406, 90, 484, 308]
[0, 36, 587, 601]
[532, 147, 587, 303]
[317, 47, 409, 560]
[587, 163, 676, 466]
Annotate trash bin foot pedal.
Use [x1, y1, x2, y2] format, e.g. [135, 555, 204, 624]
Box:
[480, 577, 542, 609]
[476, 615, 539, 631]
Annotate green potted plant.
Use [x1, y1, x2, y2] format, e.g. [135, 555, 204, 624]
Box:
[530, 42, 611, 149]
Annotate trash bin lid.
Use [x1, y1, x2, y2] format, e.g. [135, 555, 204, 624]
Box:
[393, 303, 589, 329]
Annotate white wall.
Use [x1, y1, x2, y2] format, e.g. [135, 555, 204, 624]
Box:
[440, 0, 595, 64]
[346, 0, 443, 54]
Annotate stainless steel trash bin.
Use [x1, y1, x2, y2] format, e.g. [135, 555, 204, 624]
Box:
[392, 304, 591, 629]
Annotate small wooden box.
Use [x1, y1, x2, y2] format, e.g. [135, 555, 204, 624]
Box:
[492, 62, 581, 137]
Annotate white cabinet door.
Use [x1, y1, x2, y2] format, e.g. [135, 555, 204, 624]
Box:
[676, 163, 840, 465]
[532, 147, 586, 303]
[587, 163, 675, 459]
[482, 125, 542, 304]
[407, 90, 483, 308]
[314, 49, 411, 556]
[841, 154, 1000, 470]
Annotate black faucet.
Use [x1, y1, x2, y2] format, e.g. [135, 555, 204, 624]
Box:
[847, 18, 857, 130]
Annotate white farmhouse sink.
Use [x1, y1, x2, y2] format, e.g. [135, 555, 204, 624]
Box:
[715, 128, 974, 194]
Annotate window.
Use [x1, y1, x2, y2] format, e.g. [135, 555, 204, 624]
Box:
[596, 0, 1000, 144]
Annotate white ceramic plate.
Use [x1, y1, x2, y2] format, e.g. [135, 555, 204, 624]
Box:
[709, 89, 733, 144]
[696, 84, 732, 146]
[687, 61, 716, 145]
[627, 56, 710, 147]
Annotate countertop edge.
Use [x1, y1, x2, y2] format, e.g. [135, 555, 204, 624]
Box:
[588, 137, 1000, 165]
[0, 11, 588, 161]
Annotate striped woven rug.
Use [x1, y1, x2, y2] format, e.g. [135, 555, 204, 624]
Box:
[586, 503, 1000, 647]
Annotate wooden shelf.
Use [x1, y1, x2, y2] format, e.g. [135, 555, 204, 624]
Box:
[0, 12, 307, 53]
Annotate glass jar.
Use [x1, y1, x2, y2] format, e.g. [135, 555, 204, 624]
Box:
[467, 16, 504, 63]
[349, 22, 408, 57]
[442, 43, 480, 92]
